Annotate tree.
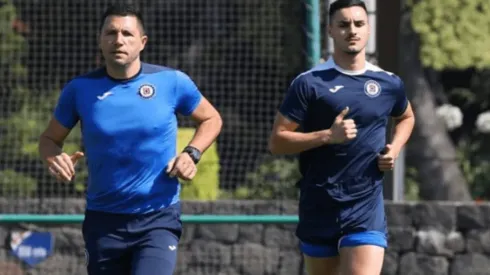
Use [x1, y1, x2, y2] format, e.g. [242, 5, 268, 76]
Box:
[399, 0, 490, 200]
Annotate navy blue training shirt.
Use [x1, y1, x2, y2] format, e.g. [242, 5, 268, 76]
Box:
[54, 63, 202, 214]
[279, 57, 408, 202]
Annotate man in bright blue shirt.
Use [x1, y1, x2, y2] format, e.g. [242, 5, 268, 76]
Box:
[38, 4, 222, 275]
[268, 1, 415, 275]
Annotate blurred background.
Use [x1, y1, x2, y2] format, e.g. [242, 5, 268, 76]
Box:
[0, 0, 489, 274]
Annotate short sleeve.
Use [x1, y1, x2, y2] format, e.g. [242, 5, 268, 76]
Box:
[53, 81, 79, 129]
[390, 79, 409, 117]
[278, 75, 313, 124]
[175, 70, 203, 116]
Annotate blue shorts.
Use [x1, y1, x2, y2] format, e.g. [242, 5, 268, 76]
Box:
[300, 231, 387, 257]
[297, 182, 387, 257]
[82, 202, 182, 275]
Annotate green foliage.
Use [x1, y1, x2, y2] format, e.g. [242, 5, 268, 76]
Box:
[0, 91, 86, 194]
[177, 128, 220, 200]
[0, 169, 37, 197]
[456, 138, 490, 199]
[229, 155, 300, 200]
[0, 0, 29, 118]
[0, 92, 82, 158]
[404, 167, 420, 201]
[411, 0, 490, 70]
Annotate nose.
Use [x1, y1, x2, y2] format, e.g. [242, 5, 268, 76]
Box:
[113, 32, 124, 45]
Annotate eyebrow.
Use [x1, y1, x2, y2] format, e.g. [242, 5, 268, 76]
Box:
[338, 19, 366, 24]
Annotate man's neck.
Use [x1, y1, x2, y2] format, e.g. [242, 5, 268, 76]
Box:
[106, 59, 141, 80]
[332, 51, 366, 72]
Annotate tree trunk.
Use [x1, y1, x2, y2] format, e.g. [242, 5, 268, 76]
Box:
[398, 4, 472, 201]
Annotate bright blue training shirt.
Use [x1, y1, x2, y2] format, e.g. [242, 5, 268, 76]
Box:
[279, 57, 408, 202]
[54, 63, 202, 214]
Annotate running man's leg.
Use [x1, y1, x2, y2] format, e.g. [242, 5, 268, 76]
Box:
[337, 186, 388, 275]
[83, 210, 132, 275]
[338, 231, 386, 275]
[301, 241, 340, 275]
[131, 228, 180, 275]
[128, 202, 182, 275]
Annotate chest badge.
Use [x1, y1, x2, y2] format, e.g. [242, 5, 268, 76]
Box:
[138, 84, 156, 99]
[364, 80, 381, 98]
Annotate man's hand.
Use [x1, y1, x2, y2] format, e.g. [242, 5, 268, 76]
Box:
[47, 151, 84, 183]
[329, 107, 357, 144]
[378, 144, 396, 171]
[166, 153, 198, 181]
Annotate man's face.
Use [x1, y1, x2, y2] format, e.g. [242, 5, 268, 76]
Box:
[99, 15, 147, 67]
[328, 6, 369, 55]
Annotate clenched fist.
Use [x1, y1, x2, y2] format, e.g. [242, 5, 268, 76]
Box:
[329, 107, 357, 144]
[47, 151, 84, 183]
[166, 153, 198, 181]
[378, 144, 396, 171]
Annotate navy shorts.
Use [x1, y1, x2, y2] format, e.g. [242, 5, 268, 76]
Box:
[82, 202, 182, 275]
[297, 184, 387, 258]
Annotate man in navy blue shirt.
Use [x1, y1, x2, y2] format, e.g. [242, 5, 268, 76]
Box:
[269, 0, 415, 274]
[38, 4, 222, 275]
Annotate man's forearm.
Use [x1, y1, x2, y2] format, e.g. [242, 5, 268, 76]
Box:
[187, 116, 223, 153]
[268, 129, 331, 155]
[38, 135, 63, 165]
[390, 116, 415, 157]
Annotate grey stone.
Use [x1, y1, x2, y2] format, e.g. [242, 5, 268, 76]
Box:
[399, 252, 449, 275]
[190, 240, 232, 267]
[196, 224, 239, 244]
[255, 200, 298, 215]
[181, 201, 212, 214]
[263, 225, 298, 249]
[445, 231, 465, 253]
[0, 260, 25, 275]
[457, 205, 486, 231]
[381, 251, 398, 275]
[232, 242, 280, 275]
[25, 254, 84, 275]
[450, 254, 490, 275]
[180, 224, 196, 245]
[385, 202, 414, 227]
[176, 247, 191, 270]
[238, 224, 264, 244]
[415, 230, 453, 256]
[388, 227, 415, 252]
[413, 203, 456, 232]
[277, 250, 301, 275]
[466, 230, 490, 254]
[50, 227, 84, 252]
[183, 266, 239, 275]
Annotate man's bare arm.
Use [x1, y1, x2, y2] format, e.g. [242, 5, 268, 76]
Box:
[268, 113, 332, 155]
[186, 97, 223, 153]
[39, 118, 71, 164]
[390, 102, 415, 158]
[38, 118, 84, 182]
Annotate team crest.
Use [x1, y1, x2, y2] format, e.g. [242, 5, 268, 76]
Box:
[364, 80, 381, 98]
[138, 84, 155, 99]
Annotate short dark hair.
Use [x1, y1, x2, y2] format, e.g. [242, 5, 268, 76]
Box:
[328, 0, 367, 22]
[99, 3, 145, 33]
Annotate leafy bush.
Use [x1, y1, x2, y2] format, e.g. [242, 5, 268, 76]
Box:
[229, 155, 300, 200]
[411, 0, 490, 70]
[0, 169, 37, 197]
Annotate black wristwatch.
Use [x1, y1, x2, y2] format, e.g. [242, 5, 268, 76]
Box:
[183, 146, 202, 164]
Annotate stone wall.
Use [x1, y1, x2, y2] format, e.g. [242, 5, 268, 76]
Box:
[0, 199, 489, 275]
